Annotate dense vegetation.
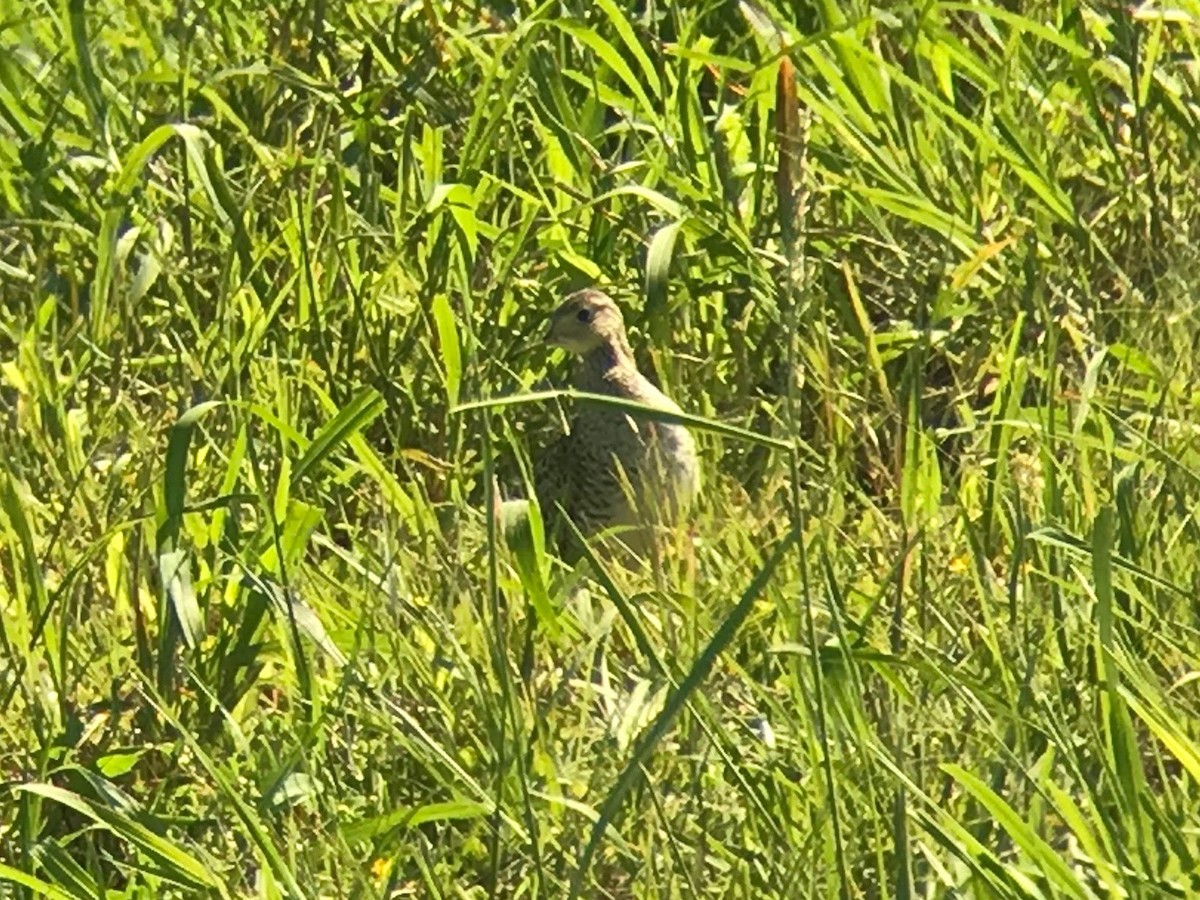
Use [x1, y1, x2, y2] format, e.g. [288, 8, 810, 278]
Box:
[3, 0, 1200, 896]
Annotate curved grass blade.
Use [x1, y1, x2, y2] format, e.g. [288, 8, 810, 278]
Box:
[552, 19, 655, 115]
[343, 800, 491, 844]
[430, 294, 462, 407]
[0, 861, 76, 900]
[452, 390, 802, 453]
[940, 765, 1088, 899]
[500, 498, 559, 638]
[644, 218, 683, 339]
[160, 402, 224, 548]
[15, 783, 227, 895]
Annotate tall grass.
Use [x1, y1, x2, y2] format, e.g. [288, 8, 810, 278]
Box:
[2, 0, 1200, 896]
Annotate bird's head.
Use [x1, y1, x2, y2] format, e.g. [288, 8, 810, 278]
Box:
[543, 289, 627, 355]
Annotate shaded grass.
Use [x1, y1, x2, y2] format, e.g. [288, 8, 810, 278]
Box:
[2, 0, 1200, 897]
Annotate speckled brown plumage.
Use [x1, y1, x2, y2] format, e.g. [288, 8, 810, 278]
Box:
[535, 289, 699, 557]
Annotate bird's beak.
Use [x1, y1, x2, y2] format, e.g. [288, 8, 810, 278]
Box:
[543, 320, 562, 347]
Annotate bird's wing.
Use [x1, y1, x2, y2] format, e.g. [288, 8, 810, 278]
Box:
[534, 430, 572, 523]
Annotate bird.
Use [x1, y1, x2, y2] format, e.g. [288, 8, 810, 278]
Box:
[534, 288, 700, 560]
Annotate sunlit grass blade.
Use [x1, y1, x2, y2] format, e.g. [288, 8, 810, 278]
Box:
[291, 387, 385, 487]
[940, 764, 1089, 898]
[453, 390, 801, 452]
[499, 498, 560, 638]
[15, 783, 227, 896]
[0, 861, 76, 900]
[1, 472, 58, 689]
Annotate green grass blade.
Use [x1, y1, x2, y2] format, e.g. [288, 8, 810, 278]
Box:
[15, 783, 227, 895]
[430, 293, 463, 408]
[0, 861, 77, 900]
[552, 19, 656, 116]
[453, 390, 800, 452]
[567, 526, 799, 898]
[940, 765, 1089, 899]
[291, 387, 385, 487]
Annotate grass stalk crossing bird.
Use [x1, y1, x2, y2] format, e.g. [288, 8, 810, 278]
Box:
[534, 289, 700, 560]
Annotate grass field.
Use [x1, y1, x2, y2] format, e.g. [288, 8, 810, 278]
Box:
[4, 0, 1200, 896]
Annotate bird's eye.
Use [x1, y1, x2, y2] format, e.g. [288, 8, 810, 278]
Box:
[576, 308, 592, 323]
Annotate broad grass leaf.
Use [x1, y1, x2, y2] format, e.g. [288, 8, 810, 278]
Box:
[426, 183, 478, 259]
[431, 293, 463, 407]
[157, 549, 202, 649]
[940, 765, 1088, 898]
[95, 747, 149, 778]
[1092, 505, 1153, 842]
[831, 31, 891, 118]
[500, 498, 557, 637]
[411, 800, 492, 827]
[1120, 686, 1200, 784]
[1137, 16, 1164, 107]
[0, 861, 77, 900]
[899, 427, 942, 527]
[553, 20, 655, 115]
[644, 218, 682, 337]
[343, 800, 490, 843]
[291, 387, 385, 487]
[161, 401, 223, 545]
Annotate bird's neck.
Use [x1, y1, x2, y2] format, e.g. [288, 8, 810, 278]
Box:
[577, 337, 636, 391]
